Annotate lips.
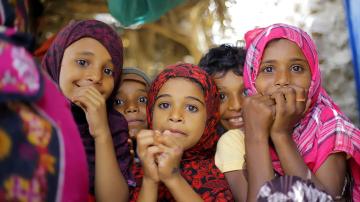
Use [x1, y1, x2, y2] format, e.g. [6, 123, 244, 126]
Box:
[164, 129, 187, 137]
[127, 119, 145, 126]
[224, 115, 244, 128]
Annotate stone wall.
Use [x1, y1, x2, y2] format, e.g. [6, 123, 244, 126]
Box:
[294, 0, 359, 126]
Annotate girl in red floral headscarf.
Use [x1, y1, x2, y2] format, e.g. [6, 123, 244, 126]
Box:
[130, 63, 234, 201]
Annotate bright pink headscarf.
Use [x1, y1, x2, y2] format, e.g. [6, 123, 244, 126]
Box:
[243, 23, 360, 200]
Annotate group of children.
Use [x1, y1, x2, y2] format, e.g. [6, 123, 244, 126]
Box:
[1, 5, 360, 201]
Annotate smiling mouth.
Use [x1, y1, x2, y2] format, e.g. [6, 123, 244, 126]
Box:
[225, 116, 244, 127]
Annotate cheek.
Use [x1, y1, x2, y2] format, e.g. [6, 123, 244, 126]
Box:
[219, 103, 227, 117]
[139, 106, 147, 115]
[103, 79, 115, 98]
[255, 77, 271, 94]
[151, 109, 164, 130]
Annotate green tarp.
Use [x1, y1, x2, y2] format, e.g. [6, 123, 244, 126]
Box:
[108, 0, 185, 27]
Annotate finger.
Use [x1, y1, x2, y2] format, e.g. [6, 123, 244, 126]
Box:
[271, 90, 286, 117]
[154, 130, 162, 145]
[257, 95, 276, 106]
[72, 94, 102, 113]
[289, 85, 308, 114]
[156, 144, 183, 167]
[158, 131, 182, 148]
[128, 138, 133, 149]
[303, 98, 312, 115]
[129, 129, 138, 139]
[271, 90, 286, 106]
[136, 130, 155, 154]
[73, 86, 103, 104]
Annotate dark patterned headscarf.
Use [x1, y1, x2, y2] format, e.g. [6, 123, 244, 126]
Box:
[42, 20, 134, 194]
[131, 63, 234, 201]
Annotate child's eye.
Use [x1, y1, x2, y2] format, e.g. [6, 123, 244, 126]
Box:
[114, 98, 124, 106]
[158, 102, 170, 109]
[263, 66, 273, 73]
[291, 65, 303, 72]
[138, 96, 148, 104]
[186, 104, 198, 113]
[219, 93, 227, 102]
[76, 59, 89, 67]
[104, 67, 113, 76]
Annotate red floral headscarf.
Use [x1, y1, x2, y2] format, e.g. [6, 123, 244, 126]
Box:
[131, 63, 234, 201]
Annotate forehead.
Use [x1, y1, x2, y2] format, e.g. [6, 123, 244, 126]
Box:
[64, 37, 110, 56]
[122, 73, 147, 86]
[263, 39, 305, 59]
[158, 77, 203, 96]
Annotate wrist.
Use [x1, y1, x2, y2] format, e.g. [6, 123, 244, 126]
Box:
[245, 132, 269, 144]
[162, 172, 183, 188]
[143, 176, 159, 186]
[271, 132, 293, 147]
[93, 128, 112, 144]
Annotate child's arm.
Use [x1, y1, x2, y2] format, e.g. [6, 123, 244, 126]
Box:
[72, 86, 128, 201]
[136, 130, 162, 202]
[224, 170, 248, 202]
[215, 130, 248, 202]
[270, 87, 347, 198]
[243, 94, 276, 202]
[156, 132, 203, 202]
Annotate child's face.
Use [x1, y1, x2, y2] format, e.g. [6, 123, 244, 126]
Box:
[213, 71, 244, 130]
[59, 37, 115, 100]
[255, 39, 311, 96]
[114, 74, 148, 134]
[152, 78, 207, 150]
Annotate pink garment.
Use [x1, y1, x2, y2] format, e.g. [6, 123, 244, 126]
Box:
[36, 73, 89, 202]
[243, 23, 360, 200]
[0, 37, 88, 201]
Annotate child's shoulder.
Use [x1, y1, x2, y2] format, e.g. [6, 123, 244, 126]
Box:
[218, 129, 245, 147]
[220, 129, 244, 139]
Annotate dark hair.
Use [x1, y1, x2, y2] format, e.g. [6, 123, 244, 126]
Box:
[198, 44, 246, 76]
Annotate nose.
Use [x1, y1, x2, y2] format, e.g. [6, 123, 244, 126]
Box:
[275, 70, 290, 87]
[228, 95, 242, 111]
[86, 68, 102, 84]
[169, 108, 183, 123]
[125, 103, 139, 114]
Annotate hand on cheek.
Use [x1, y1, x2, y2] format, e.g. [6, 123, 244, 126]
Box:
[71, 86, 109, 137]
[270, 86, 307, 136]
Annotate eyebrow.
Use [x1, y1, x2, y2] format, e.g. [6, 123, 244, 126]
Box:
[76, 51, 95, 56]
[75, 51, 113, 65]
[290, 58, 308, 63]
[186, 96, 205, 106]
[155, 94, 205, 106]
[262, 58, 308, 64]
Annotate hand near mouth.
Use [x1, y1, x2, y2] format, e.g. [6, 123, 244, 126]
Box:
[269, 86, 307, 136]
[136, 130, 163, 183]
[71, 85, 109, 138]
[152, 131, 184, 182]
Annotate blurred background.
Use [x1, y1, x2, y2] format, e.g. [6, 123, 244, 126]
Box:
[9, 0, 360, 125]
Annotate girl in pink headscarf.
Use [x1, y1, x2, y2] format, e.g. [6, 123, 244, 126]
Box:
[242, 23, 360, 201]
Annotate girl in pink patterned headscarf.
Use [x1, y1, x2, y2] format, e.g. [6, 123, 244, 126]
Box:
[242, 23, 360, 201]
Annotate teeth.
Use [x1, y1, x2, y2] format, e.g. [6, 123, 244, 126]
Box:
[229, 117, 243, 123]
